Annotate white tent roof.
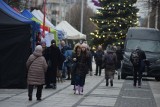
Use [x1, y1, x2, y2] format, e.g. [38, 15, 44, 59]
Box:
[31, 9, 55, 28]
[56, 21, 86, 40]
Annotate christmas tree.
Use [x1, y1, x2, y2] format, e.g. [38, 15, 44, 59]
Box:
[90, 0, 139, 47]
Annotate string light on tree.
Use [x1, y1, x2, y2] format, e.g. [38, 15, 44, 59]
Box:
[90, 0, 139, 47]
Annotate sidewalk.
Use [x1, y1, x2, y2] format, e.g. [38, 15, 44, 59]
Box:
[1, 62, 160, 107]
[0, 62, 124, 107]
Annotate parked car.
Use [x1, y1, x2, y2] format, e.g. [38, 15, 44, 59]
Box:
[121, 27, 160, 81]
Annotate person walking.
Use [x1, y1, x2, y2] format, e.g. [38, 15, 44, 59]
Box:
[45, 40, 61, 89]
[94, 45, 104, 76]
[26, 45, 48, 101]
[71, 43, 81, 92]
[87, 47, 93, 76]
[104, 45, 117, 87]
[115, 46, 123, 79]
[64, 49, 73, 80]
[72, 43, 89, 95]
[60, 40, 71, 80]
[130, 46, 146, 88]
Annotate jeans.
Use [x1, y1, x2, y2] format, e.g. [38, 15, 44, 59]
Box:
[62, 62, 67, 78]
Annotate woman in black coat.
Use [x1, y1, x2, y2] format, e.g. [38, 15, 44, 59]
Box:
[45, 40, 61, 89]
[71, 43, 89, 95]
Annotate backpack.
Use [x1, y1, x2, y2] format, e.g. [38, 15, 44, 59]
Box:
[131, 50, 140, 66]
[105, 53, 115, 65]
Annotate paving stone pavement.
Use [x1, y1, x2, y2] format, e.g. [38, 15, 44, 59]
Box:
[0, 72, 124, 107]
[0, 62, 160, 107]
[114, 78, 157, 107]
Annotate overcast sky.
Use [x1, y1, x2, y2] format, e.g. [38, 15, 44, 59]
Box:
[87, 0, 148, 18]
[87, 0, 99, 11]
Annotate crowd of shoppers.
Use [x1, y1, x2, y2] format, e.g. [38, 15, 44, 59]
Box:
[26, 40, 129, 101]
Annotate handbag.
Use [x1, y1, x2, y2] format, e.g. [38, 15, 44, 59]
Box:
[28, 57, 39, 69]
[71, 62, 77, 72]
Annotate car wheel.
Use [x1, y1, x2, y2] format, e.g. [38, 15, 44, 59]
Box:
[155, 77, 160, 81]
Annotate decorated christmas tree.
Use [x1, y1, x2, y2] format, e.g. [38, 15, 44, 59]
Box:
[90, 0, 139, 47]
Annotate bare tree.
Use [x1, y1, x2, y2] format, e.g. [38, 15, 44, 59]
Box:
[65, 2, 97, 43]
[141, 1, 160, 29]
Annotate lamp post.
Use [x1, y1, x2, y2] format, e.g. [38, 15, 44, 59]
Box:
[80, 0, 84, 33]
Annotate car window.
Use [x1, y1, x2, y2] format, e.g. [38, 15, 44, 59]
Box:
[126, 39, 160, 53]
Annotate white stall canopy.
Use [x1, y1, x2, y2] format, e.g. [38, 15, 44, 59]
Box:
[56, 21, 86, 40]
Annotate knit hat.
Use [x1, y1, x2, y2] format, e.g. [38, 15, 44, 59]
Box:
[41, 39, 46, 47]
[33, 45, 43, 56]
[51, 39, 56, 45]
[81, 43, 88, 48]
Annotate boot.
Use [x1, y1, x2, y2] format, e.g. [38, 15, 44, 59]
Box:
[73, 85, 75, 91]
[106, 79, 109, 86]
[110, 80, 113, 87]
[118, 75, 120, 80]
[78, 85, 81, 95]
[74, 85, 79, 94]
[53, 83, 57, 89]
[28, 95, 32, 101]
[79, 86, 83, 95]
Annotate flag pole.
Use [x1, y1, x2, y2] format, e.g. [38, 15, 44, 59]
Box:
[80, 0, 84, 33]
[42, 0, 46, 38]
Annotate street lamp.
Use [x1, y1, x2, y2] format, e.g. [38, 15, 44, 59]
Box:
[80, 0, 84, 33]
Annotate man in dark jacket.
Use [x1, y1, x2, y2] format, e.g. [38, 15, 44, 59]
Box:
[130, 46, 146, 88]
[94, 45, 104, 76]
[45, 40, 61, 89]
[115, 46, 123, 79]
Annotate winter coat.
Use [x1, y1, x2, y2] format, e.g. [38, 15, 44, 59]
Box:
[26, 48, 48, 85]
[71, 51, 89, 85]
[64, 50, 73, 68]
[104, 52, 117, 79]
[115, 49, 123, 69]
[95, 50, 104, 65]
[130, 49, 146, 72]
[76, 52, 89, 76]
[47, 45, 61, 70]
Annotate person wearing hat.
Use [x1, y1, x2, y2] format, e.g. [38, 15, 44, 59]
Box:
[71, 43, 81, 91]
[130, 46, 146, 88]
[26, 45, 48, 101]
[103, 45, 117, 87]
[45, 40, 61, 89]
[72, 43, 90, 95]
